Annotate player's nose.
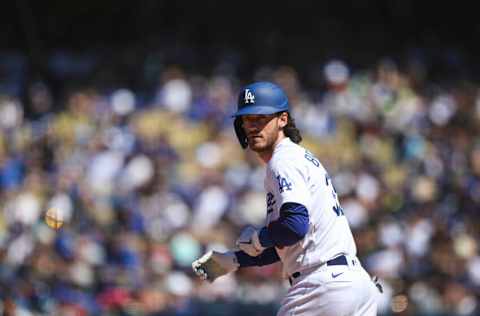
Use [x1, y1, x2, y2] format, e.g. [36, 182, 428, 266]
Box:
[245, 126, 260, 135]
[243, 120, 261, 130]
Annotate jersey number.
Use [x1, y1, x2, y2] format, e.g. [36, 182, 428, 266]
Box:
[266, 192, 276, 214]
[304, 150, 320, 167]
[326, 174, 344, 216]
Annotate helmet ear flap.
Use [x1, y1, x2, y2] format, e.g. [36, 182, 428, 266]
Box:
[234, 117, 248, 149]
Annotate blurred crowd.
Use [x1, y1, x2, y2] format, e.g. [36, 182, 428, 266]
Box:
[0, 51, 480, 316]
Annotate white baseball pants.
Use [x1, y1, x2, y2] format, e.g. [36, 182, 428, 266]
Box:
[277, 256, 378, 316]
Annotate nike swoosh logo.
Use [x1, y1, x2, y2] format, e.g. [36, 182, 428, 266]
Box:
[331, 272, 344, 278]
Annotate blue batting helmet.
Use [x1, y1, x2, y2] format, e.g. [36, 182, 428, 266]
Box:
[233, 82, 290, 148]
[233, 82, 289, 117]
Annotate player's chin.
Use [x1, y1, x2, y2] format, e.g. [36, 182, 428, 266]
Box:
[248, 139, 266, 151]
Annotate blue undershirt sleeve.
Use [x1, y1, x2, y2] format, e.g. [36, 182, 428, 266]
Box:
[235, 247, 280, 267]
[258, 202, 309, 248]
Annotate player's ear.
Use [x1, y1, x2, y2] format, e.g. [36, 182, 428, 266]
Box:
[278, 112, 288, 129]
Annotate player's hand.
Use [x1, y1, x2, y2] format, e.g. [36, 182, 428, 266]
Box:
[235, 226, 265, 257]
[192, 250, 239, 283]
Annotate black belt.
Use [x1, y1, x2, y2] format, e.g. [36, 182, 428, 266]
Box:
[288, 255, 349, 286]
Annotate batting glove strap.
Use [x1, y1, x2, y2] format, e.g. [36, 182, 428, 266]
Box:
[250, 229, 264, 252]
[236, 226, 265, 257]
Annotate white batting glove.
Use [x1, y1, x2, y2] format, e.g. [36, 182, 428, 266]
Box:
[235, 226, 265, 257]
[192, 250, 239, 283]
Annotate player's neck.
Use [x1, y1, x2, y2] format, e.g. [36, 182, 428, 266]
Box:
[258, 151, 272, 163]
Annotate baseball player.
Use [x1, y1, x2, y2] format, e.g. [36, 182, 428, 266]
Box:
[192, 82, 380, 315]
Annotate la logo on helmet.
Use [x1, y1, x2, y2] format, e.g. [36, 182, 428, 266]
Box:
[244, 89, 255, 104]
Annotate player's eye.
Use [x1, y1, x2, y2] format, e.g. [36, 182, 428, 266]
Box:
[242, 114, 275, 126]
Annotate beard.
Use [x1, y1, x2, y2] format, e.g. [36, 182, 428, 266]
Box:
[247, 133, 277, 153]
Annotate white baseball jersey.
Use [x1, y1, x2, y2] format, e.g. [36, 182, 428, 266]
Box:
[264, 138, 357, 278]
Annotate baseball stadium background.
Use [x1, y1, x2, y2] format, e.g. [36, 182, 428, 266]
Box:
[1, 1, 480, 315]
